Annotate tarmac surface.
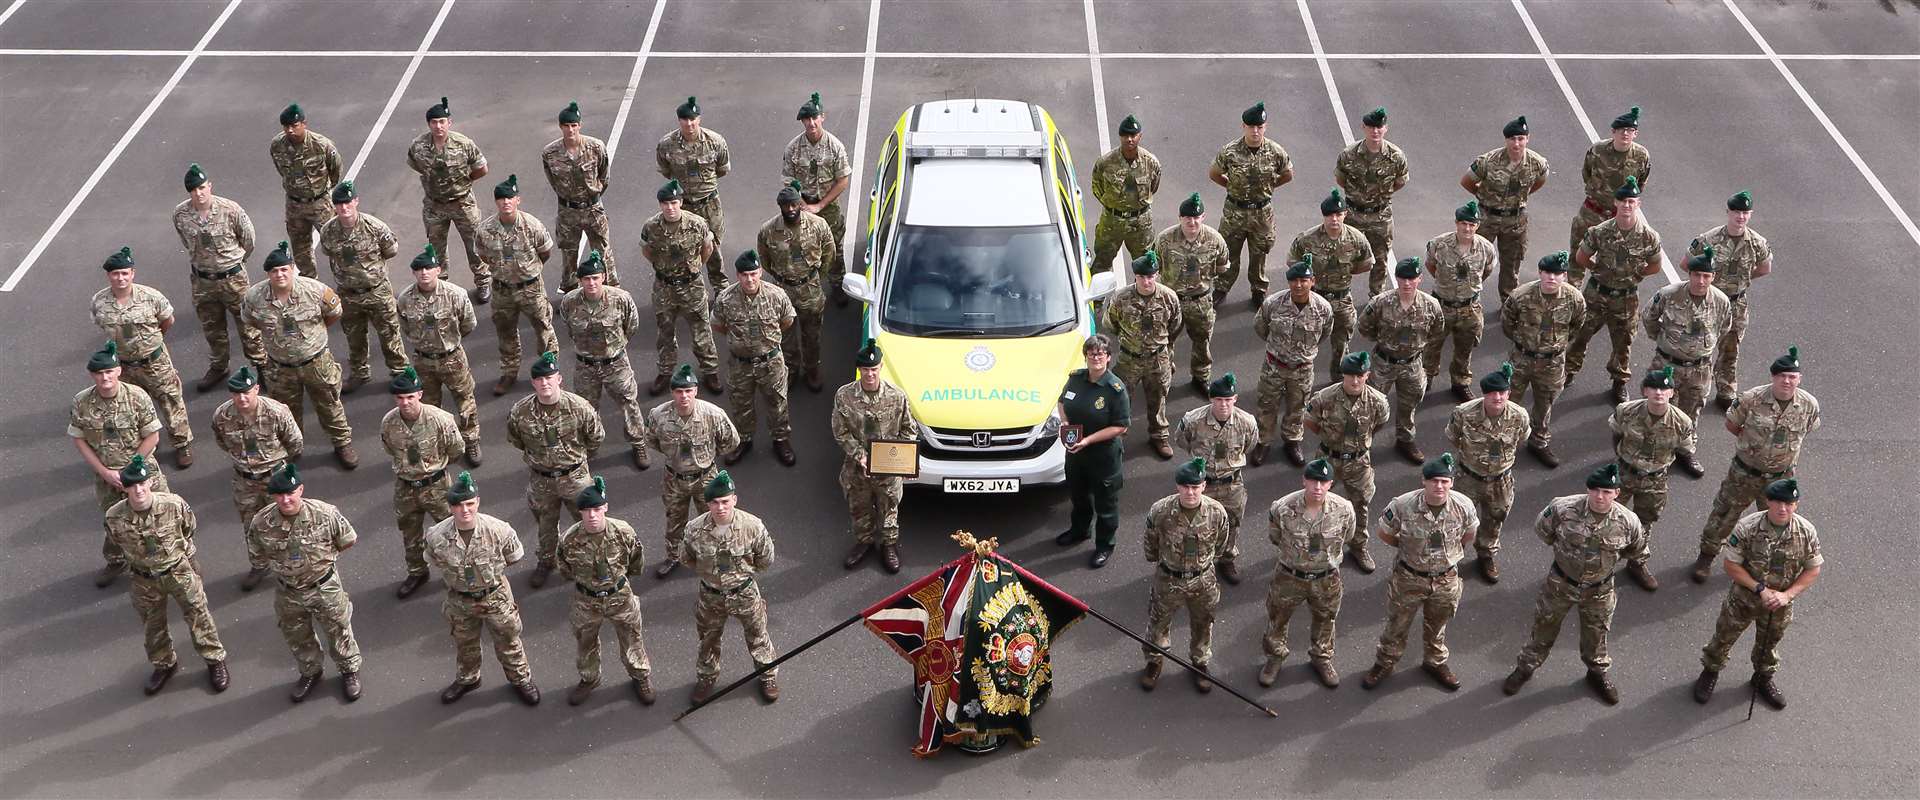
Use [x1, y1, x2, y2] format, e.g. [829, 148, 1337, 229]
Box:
[1, 1, 1917, 798]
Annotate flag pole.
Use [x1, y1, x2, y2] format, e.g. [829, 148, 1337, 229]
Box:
[1081, 605, 1278, 718]
[675, 612, 865, 722]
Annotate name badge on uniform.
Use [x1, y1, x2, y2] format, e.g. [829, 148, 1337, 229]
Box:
[1063, 391, 1077, 400]
[288, 539, 304, 562]
[1771, 425, 1787, 446]
[1487, 441, 1503, 460]
[1689, 318, 1704, 335]
[676, 439, 694, 470]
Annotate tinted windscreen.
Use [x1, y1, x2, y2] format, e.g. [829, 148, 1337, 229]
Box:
[881, 225, 1077, 337]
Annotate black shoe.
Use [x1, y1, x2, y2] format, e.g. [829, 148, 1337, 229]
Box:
[144, 663, 177, 696]
[1248, 442, 1269, 467]
[1587, 669, 1619, 705]
[1189, 377, 1208, 396]
[1675, 450, 1705, 479]
[1422, 662, 1461, 691]
[1528, 441, 1560, 468]
[1282, 440, 1305, 467]
[95, 563, 125, 589]
[291, 672, 321, 703]
[1217, 560, 1241, 585]
[208, 660, 230, 693]
[843, 542, 873, 569]
[1692, 669, 1718, 704]
[529, 562, 554, 589]
[512, 681, 542, 706]
[725, 440, 753, 465]
[342, 671, 362, 702]
[1610, 379, 1629, 405]
[1248, 290, 1265, 309]
[1451, 383, 1473, 403]
[441, 678, 480, 704]
[1503, 666, 1532, 696]
[1712, 393, 1734, 412]
[470, 283, 492, 305]
[397, 572, 430, 599]
[1690, 551, 1718, 584]
[1752, 673, 1786, 709]
[568, 681, 596, 706]
[1054, 529, 1090, 547]
[1089, 547, 1113, 568]
[654, 559, 681, 579]
[240, 566, 269, 592]
[1139, 662, 1162, 691]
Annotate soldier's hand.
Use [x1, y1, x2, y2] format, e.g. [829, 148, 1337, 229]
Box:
[103, 471, 126, 490]
[190, 557, 204, 576]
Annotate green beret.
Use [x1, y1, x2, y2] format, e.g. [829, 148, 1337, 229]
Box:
[1421, 452, 1456, 480]
[676, 95, 700, 120]
[1686, 244, 1717, 272]
[657, 179, 684, 202]
[1285, 254, 1315, 281]
[426, 96, 450, 120]
[1727, 190, 1754, 211]
[1455, 199, 1480, 223]
[1642, 365, 1675, 390]
[1206, 372, 1237, 398]
[331, 180, 356, 205]
[447, 470, 478, 502]
[1338, 351, 1370, 375]
[854, 338, 882, 368]
[1175, 457, 1207, 486]
[703, 469, 736, 501]
[1614, 175, 1641, 200]
[1320, 187, 1348, 216]
[410, 243, 439, 270]
[734, 250, 760, 272]
[183, 162, 208, 190]
[87, 341, 120, 372]
[279, 103, 305, 126]
[558, 100, 582, 124]
[1393, 257, 1422, 280]
[1361, 107, 1387, 128]
[267, 463, 302, 495]
[494, 174, 519, 199]
[1178, 192, 1203, 218]
[227, 365, 259, 393]
[576, 250, 607, 277]
[1303, 457, 1333, 482]
[1241, 102, 1267, 125]
[120, 454, 158, 486]
[777, 179, 804, 205]
[1117, 114, 1141, 135]
[1480, 362, 1514, 393]
[263, 240, 293, 269]
[1763, 478, 1800, 502]
[530, 350, 561, 379]
[389, 365, 422, 394]
[1503, 116, 1529, 138]
[1130, 251, 1160, 275]
[1537, 250, 1570, 273]
[575, 475, 608, 509]
[102, 246, 134, 271]
[1586, 463, 1622, 489]
[670, 363, 698, 389]
[1610, 105, 1641, 130]
[797, 91, 823, 120]
[1769, 345, 1801, 375]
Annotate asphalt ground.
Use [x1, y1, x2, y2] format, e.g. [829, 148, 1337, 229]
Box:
[1, 1, 1916, 798]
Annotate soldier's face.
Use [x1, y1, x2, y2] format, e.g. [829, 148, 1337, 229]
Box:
[678, 117, 700, 138]
[283, 121, 306, 139]
[779, 201, 802, 224]
[428, 117, 451, 137]
[706, 494, 736, 522]
[559, 121, 581, 141]
[267, 264, 295, 289]
[1483, 388, 1509, 412]
[579, 273, 605, 296]
[413, 265, 441, 290]
[860, 365, 883, 392]
[1586, 486, 1619, 512]
[800, 115, 824, 138]
[232, 385, 258, 411]
[580, 505, 606, 532]
[273, 486, 305, 516]
[1770, 371, 1800, 397]
[672, 386, 697, 413]
[1687, 269, 1715, 294]
[1180, 215, 1202, 236]
[532, 373, 563, 403]
[1341, 373, 1369, 394]
[1505, 134, 1529, 153]
[1725, 209, 1752, 234]
[1611, 127, 1637, 148]
[1133, 273, 1157, 293]
[1288, 276, 1314, 300]
[1643, 386, 1674, 410]
[1209, 395, 1237, 418]
[334, 196, 359, 223]
[1395, 275, 1420, 295]
[189, 184, 212, 204]
[1303, 477, 1331, 502]
[1764, 498, 1797, 525]
[1613, 196, 1640, 222]
[125, 480, 154, 509]
[92, 367, 121, 394]
[1454, 220, 1478, 239]
[1421, 476, 1453, 504]
[496, 195, 520, 217]
[450, 498, 480, 527]
[394, 390, 423, 416]
[1119, 132, 1141, 153]
[1176, 482, 1205, 507]
[1241, 122, 1266, 145]
[738, 269, 763, 293]
[106, 267, 134, 292]
[659, 198, 682, 219]
[1322, 211, 1346, 232]
[1364, 124, 1386, 145]
[1540, 272, 1565, 292]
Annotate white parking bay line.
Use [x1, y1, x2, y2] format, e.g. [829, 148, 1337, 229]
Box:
[1297, 0, 1393, 266]
[843, 0, 881, 265]
[341, 0, 455, 183]
[1083, 0, 1111, 154]
[0, 0, 29, 29]
[1, 0, 244, 293]
[606, 1, 665, 158]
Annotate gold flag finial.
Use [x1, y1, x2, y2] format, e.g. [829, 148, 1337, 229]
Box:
[950, 530, 998, 556]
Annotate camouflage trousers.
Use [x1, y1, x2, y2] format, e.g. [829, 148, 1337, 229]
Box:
[652, 278, 718, 376]
[1204, 478, 1248, 561]
[422, 195, 489, 284]
[275, 570, 362, 677]
[338, 287, 410, 381]
[1453, 466, 1514, 558]
[120, 346, 193, 448]
[554, 203, 619, 292]
[576, 354, 648, 449]
[1699, 459, 1790, 556]
[1218, 206, 1276, 296]
[266, 349, 353, 447]
[1616, 464, 1669, 565]
[414, 348, 480, 445]
[781, 305, 825, 379]
[727, 351, 792, 441]
[491, 278, 560, 376]
[1091, 209, 1154, 273]
[129, 564, 227, 668]
[1165, 295, 1217, 382]
[229, 469, 273, 527]
[1368, 354, 1427, 444]
[682, 194, 729, 290]
[1566, 285, 1639, 384]
[1712, 295, 1750, 399]
[571, 590, 651, 684]
[285, 196, 334, 279]
[1516, 571, 1616, 672]
[1347, 208, 1395, 296]
[1649, 348, 1714, 422]
[444, 584, 531, 684]
[695, 581, 777, 683]
[1255, 358, 1313, 443]
[190, 270, 266, 373]
[1480, 211, 1529, 301]
[1145, 570, 1220, 667]
[528, 464, 592, 565]
[1113, 348, 1173, 442]
[97, 469, 170, 568]
[1507, 350, 1566, 447]
[661, 466, 717, 562]
[1374, 566, 1462, 669]
[1566, 205, 1610, 284]
[818, 199, 848, 291]
[1262, 569, 1343, 664]
[1423, 299, 1485, 389]
[393, 475, 451, 577]
[1322, 292, 1358, 382]
[839, 459, 903, 545]
[1326, 454, 1374, 548]
[1700, 583, 1793, 674]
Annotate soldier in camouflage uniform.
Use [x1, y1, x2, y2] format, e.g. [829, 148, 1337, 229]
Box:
[1103, 252, 1182, 459]
[1259, 458, 1353, 689]
[560, 252, 650, 469]
[1336, 107, 1411, 296]
[209, 366, 302, 591]
[684, 471, 782, 704]
[74, 343, 171, 588]
[1252, 258, 1332, 468]
[406, 96, 490, 300]
[477, 173, 559, 396]
[1501, 251, 1587, 468]
[248, 464, 363, 703]
[1444, 363, 1531, 584]
[1567, 176, 1664, 404]
[104, 455, 229, 696]
[1643, 248, 1732, 473]
[1174, 373, 1259, 585]
[1423, 201, 1499, 400]
[783, 92, 853, 304]
[1692, 478, 1821, 711]
[506, 351, 606, 589]
[1358, 257, 1445, 463]
[241, 242, 358, 468]
[557, 476, 656, 706]
[1363, 453, 1478, 692]
[1209, 102, 1294, 307]
[642, 180, 723, 394]
[833, 340, 917, 573]
[544, 101, 620, 291]
[1287, 188, 1375, 381]
[316, 180, 409, 392]
[658, 96, 731, 290]
[396, 245, 481, 463]
[92, 246, 192, 467]
[713, 251, 798, 466]
[426, 472, 542, 706]
[380, 367, 466, 600]
[269, 103, 342, 280]
[1502, 464, 1648, 705]
[757, 181, 837, 392]
[1138, 459, 1231, 693]
[646, 365, 741, 579]
[1694, 191, 1773, 409]
[1305, 352, 1390, 573]
[1461, 116, 1550, 302]
[171, 162, 266, 390]
[1091, 114, 1162, 274]
[1156, 193, 1229, 393]
[1692, 347, 1819, 583]
[1609, 366, 1694, 592]
[1569, 106, 1652, 266]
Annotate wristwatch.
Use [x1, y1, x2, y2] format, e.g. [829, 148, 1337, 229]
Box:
[1751, 581, 1766, 595]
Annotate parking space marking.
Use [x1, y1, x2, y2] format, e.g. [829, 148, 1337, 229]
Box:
[1297, 0, 1394, 267]
[1, 0, 244, 293]
[341, 0, 455, 183]
[1725, 0, 1920, 249]
[1083, 0, 1110, 154]
[843, 0, 881, 267]
[604, 0, 666, 158]
[1, 48, 1914, 61]
[0, 0, 28, 29]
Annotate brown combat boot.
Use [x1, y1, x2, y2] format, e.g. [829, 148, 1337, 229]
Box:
[631, 447, 650, 471]
[1610, 378, 1629, 405]
[1139, 662, 1162, 691]
[195, 365, 227, 393]
[1478, 555, 1501, 584]
[1192, 666, 1213, 693]
[290, 672, 321, 703]
[1422, 662, 1461, 691]
[1348, 545, 1377, 574]
[341, 373, 368, 395]
[240, 567, 269, 592]
[144, 663, 177, 696]
[1626, 561, 1659, 591]
[1282, 440, 1305, 467]
[512, 680, 542, 706]
[529, 562, 554, 589]
[1151, 439, 1174, 460]
[758, 675, 780, 702]
[1752, 673, 1785, 709]
[1675, 449, 1705, 479]
[690, 676, 716, 705]
[1248, 289, 1265, 309]
[1690, 551, 1718, 583]
[843, 541, 872, 569]
[334, 444, 359, 470]
[880, 543, 901, 574]
[773, 439, 796, 466]
[654, 558, 681, 579]
[342, 671, 362, 702]
[632, 674, 656, 705]
[701, 372, 724, 394]
[1248, 442, 1269, 467]
[396, 572, 429, 599]
[95, 563, 125, 588]
[493, 375, 516, 396]
[1712, 393, 1733, 412]
[1361, 663, 1391, 690]
[649, 374, 670, 396]
[804, 368, 823, 393]
[1312, 660, 1340, 688]
[470, 282, 492, 305]
[568, 681, 597, 706]
[1528, 440, 1560, 468]
[1451, 383, 1473, 403]
[208, 660, 230, 693]
[1258, 658, 1284, 688]
[173, 445, 194, 469]
[1396, 439, 1425, 465]
[725, 440, 753, 465]
[1503, 665, 1532, 696]
[441, 678, 481, 704]
[464, 442, 482, 468]
[1587, 669, 1619, 705]
[1692, 669, 1718, 704]
[1216, 560, 1241, 585]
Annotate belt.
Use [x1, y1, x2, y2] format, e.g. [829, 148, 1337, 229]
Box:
[1265, 353, 1309, 369]
[768, 271, 818, 287]
[234, 463, 282, 482]
[272, 349, 326, 370]
[1396, 560, 1457, 579]
[1120, 345, 1166, 360]
[656, 270, 698, 287]
[1458, 462, 1513, 483]
[129, 559, 183, 580]
[560, 197, 602, 210]
[288, 190, 326, 203]
[116, 348, 164, 368]
[531, 461, 585, 478]
[686, 193, 717, 205]
[414, 347, 456, 360]
[1438, 296, 1479, 309]
[1588, 280, 1637, 298]
[1656, 347, 1711, 368]
[1483, 205, 1523, 217]
[576, 352, 623, 366]
[1208, 470, 1243, 484]
[1374, 350, 1418, 366]
[1107, 206, 1151, 218]
[801, 193, 824, 205]
[454, 582, 502, 600]
[1319, 444, 1365, 461]
[280, 567, 336, 592]
[426, 194, 470, 205]
[1158, 564, 1206, 580]
[668, 465, 715, 480]
[1278, 563, 1336, 581]
[1582, 198, 1618, 218]
[398, 468, 448, 488]
[494, 275, 541, 290]
[338, 284, 380, 297]
[1551, 560, 1613, 589]
[576, 577, 630, 598]
[1226, 196, 1271, 210]
[194, 264, 244, 280]
[1347, 201, 1386, 214]
[1732, 455, 1790, 480]
[1618, 460, 1667, 478]
[1517, 346, 1563, 360]
[700, 577, 755, 595]
[1177, 289, 1212, 302]
[734, 349, 781, 364]
[1311, 287, 1349, 298]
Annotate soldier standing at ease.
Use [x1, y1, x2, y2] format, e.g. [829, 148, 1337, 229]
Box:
[1335, 107, 1410, 296]
[1609, 366, 1694, 592]
[1102, 252, 1182, 459]
[395, 245, 481, 465]
[210, 366, 301, 592]
[172, 162, 266, 390]
[380, 367, 465, 600]
[1259, 458, 1353, 689]
[406, 96, 490, 302]
[426, 472, 541, 706]
[92, 246, 193, 467]
[1174, 374, 1259, 585]
[783, 92, 853, 304]
[1692, 347, 1818, 583]
[1251, 258, 1332, 468]
[1569, 106, 1652, 269]
[757, 181, 836, 392]
[104, 455, 229, 696]
[1501, 251, 1586, 468]
[658, 96, 732, 290]
[479, 173, 560, 396]
[1287, 189, 1375, 381]
[1692, 478, 1821, 711]
[713, 251, 798, 466]
[1209, 102, 1293, 307]
[833, 340, 916, 574]
[683, 471, 782, 704]
[544, 101, 619, 291]
[269, 103, 343, 280]
[1358, 257, 1444, 463]
[506, 351, 605, 590]
[1444, 363, 1531, 585]
[646, 365, 740, 579]
[1055, 335, 1131, 569]
[642, 180, 723, 395]
[1139, 458, 1231, 694]
[557, 476, 655, 706]
[1693, 191, 1773, 410]
[559, 252, 651, 470]
[74, 342, 170, 588]
[1502, 464, 1648, 705]
[1461, 116, 1549, 302]
[1305, 352, 1390, 573]
[315, 180, 408, 393]
[1155, 193, 1229, 393]
[1423, 201, 1499, 400]
[248, 464, 363, 703]
[1363, 453, 1478, 692]
[1566, 176, 1663, 405]
[1643, 247, 1731, 476]
[1091, 114, 1162, 275]
[242, 242, 358, 468]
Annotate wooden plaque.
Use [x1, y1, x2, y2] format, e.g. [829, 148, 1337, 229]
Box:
[867, 439, 920, 478]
